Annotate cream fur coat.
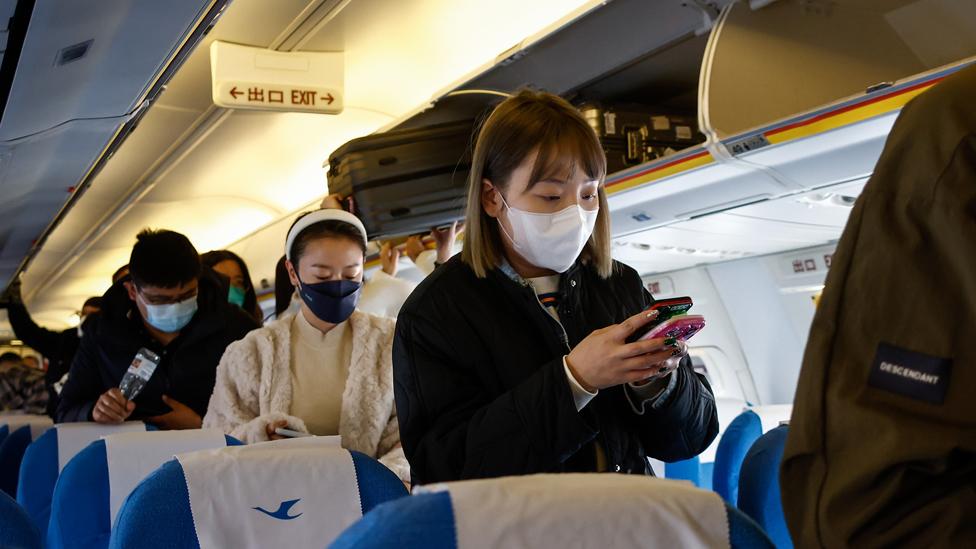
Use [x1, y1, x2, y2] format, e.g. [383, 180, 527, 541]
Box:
[203, 310, 409, 482]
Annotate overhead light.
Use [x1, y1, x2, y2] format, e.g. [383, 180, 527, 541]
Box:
[796, 193, 858, 209]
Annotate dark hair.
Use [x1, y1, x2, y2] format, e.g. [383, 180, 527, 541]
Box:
[287, 214, 367, 266]
[0, 352, 21, 363]
[274, 255, 292, 317]
[201, 250, 261, 322]
[82, 297, 102, 310]
[129, 229, 200, 289]
[112, 264, 130, 283]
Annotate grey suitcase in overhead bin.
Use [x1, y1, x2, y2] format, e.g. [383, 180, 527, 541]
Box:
[327, 120, 475, 239]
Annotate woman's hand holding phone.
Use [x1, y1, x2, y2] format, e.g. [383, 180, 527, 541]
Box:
[266, 419, 290, 441]
[566, 309, 688, 392]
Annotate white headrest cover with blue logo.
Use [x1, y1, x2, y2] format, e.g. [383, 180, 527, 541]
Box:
[0, 413, 53, 440]
[105, 428, 226, 524]
[417, 474, 731, 549]
[175, 436, 356, 549]
[55, 422, 145, 472]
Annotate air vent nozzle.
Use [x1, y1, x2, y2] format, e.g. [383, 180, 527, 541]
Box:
[55, 40, 93, 66]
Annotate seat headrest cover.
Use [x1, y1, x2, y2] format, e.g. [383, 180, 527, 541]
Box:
[0, 414, 53, 441]
[105, 428, 227, 524]
[747, 405, 793, 433]
[175, 436, 360, 549]
[417, 474, 731, 549]
[56, 422, 145, 472]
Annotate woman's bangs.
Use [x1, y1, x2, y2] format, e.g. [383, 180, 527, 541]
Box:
[527, 123, 607, 187]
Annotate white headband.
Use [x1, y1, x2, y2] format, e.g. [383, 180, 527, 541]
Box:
[285, 209, 368, 260]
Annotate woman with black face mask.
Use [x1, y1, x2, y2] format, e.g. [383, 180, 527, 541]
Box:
[203, 209, 408, 483]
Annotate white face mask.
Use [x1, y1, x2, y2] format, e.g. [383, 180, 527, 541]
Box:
[498, 192, 599, 273]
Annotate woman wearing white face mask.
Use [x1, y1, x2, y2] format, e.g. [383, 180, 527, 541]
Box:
[393, 90, 719, 485]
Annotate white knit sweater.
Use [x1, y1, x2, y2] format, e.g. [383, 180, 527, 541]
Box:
[203, 310, 409, 483]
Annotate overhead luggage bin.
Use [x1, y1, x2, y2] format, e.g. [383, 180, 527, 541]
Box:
[699, 0, 976, 189]
[604, 0, 976, 267]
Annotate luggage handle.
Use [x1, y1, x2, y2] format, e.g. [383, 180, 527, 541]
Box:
[623, 124, 648, 166]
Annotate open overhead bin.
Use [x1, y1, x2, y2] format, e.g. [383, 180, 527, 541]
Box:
[699, 0, 976, 188]
[605, 0, 976, 259]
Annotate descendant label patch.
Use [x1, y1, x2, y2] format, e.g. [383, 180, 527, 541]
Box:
[868, 342, 951, 404]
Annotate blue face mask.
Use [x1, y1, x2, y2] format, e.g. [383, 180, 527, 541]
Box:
[140, 295, 198, 333]
[297, 279, 361, 324]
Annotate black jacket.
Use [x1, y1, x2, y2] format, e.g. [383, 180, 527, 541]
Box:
[56, 271, 259, 423]
[393, 256, 719, 485]
[7, 303, 81, 417]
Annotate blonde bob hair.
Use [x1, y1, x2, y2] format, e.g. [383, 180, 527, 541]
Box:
[461, 89, 612, 278]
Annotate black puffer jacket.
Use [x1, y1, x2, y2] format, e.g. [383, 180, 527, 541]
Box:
[393, 256, 718, 485]
[6, 303, 82, 417]
[56, 271, 258, 423]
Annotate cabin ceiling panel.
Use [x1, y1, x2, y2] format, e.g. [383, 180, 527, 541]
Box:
[156, 0, 316, 112]
[0, 0, 213, 141]
[141, 108, 393, 212]
[302, 0, 596, 121]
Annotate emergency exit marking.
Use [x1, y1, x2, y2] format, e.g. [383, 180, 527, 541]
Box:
[226, 85, 335, 106]
[214, 81, 342, 114]
[792, 258, 819, 273]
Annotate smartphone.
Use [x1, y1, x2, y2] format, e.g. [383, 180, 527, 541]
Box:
[626, 296, 694, 343]
[637, 315, 706, 343]
[274, 427, 312, 438]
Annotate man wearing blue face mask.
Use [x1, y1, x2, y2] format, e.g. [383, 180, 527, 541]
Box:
[56, 229, 259, 429]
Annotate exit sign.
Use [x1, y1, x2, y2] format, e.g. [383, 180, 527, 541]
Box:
[211, 41, 343, 115]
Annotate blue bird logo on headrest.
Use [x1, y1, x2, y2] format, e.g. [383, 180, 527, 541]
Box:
[253, 499, 303, 520]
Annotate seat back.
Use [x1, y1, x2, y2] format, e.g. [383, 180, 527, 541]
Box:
[332, 474, 773, 549]
[48, 431, 239, 549]
[16, 423, 146, 545]
[664, 456, 711, 488]
[111, 443, 407, 549]
[0, 489, 42, 549]
[0, 415, 53, 497]
[713, 409, 763, 505]
[739, 425, 792, 549]
[0, 426, 34, 497]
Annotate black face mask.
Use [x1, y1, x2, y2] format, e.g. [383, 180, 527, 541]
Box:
[297, 279, 361, 323]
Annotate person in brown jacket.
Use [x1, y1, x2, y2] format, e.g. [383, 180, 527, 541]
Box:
[780, 63, 976, 547]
